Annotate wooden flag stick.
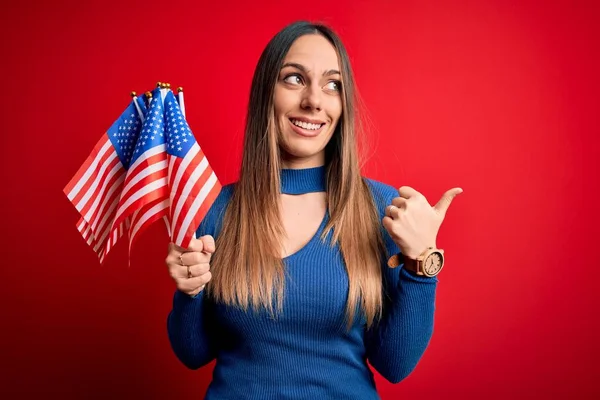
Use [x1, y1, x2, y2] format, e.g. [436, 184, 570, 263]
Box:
[131, 91, 145, 123]
[177, 86, 186, 118]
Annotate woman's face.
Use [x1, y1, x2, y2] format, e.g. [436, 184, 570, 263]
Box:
[273, 34, 343, 169]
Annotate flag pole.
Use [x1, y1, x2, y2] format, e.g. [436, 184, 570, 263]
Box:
[158, 82, 173, 239]
[177, 86, 186, 118]
[131, 91, 145, 123]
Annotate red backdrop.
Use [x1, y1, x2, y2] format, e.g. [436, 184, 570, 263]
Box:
[1, 0, 599, 398]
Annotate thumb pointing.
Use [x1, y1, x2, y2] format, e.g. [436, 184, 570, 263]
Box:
[434, 187, 463, 217]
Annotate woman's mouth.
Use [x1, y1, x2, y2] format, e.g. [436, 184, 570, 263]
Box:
[288, 118, 326, 137]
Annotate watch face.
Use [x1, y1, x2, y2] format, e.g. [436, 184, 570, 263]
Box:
[424, 252, 444, 276]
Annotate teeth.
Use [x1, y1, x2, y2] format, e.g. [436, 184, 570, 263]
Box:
[291, 119, 322, 131]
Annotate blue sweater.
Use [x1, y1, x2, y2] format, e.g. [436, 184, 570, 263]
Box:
[167, 166, 437, 399]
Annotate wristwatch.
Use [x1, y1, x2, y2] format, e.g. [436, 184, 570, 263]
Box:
[387, 247, 445, 277]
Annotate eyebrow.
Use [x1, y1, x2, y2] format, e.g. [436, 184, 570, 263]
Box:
[281, 62, 341, 77]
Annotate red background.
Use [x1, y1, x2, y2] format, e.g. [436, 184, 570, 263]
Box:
[1, 0, 599, 398]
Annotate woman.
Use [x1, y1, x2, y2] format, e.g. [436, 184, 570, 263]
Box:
[165, 21, 462, 399]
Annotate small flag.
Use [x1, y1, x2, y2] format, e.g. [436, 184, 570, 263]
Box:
[164, 89, 221, 248]
[63, 95, 145, 262]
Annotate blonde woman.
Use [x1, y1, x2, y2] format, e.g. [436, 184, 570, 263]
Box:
[165, 20, 462, 399]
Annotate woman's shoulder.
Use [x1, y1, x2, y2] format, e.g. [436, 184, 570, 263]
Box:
[363, 176, 398, 209]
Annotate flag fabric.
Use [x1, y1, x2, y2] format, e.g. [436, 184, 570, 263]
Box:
[64, 85, 221, 263]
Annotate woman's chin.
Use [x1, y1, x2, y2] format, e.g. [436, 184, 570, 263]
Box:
[279, 129, 332, 164]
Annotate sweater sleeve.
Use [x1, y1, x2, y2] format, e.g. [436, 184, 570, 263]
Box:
[364, 181, 438, 383]
[167, 289, 217, 369]
[166, 184, 233, 369]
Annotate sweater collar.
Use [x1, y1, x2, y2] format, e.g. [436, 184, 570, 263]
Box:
[280, 165, 327, 194]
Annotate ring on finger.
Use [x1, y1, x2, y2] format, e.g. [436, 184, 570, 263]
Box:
[187, 265, 193, 279]
[387, 205, 398, 216]
[179, 253, 185, 266]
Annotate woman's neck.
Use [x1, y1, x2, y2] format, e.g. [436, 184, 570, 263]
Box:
[280, 152, 325, 170]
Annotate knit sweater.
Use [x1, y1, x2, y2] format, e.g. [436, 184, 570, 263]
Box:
[167, 166, 438, 399]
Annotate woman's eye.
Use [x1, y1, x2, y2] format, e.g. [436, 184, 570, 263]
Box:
[283, 74, 303, 85]
[325, 81, 341, 91]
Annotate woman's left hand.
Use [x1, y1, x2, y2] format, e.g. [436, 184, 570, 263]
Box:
[382, 186, 463, 259]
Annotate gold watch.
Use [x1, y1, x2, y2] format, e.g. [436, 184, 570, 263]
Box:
[387, 247, 445, 277]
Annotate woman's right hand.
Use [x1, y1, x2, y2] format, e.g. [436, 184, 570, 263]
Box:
[165, 235, 215, 297]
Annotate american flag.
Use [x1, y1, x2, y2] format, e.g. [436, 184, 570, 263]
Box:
[108, 86, 168, 256]
[64, 86, 220, 263]
[163, 89, 221, 247]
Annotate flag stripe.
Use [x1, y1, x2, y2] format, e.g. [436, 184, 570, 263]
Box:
[112, 170, 168, 227]
[65, 136, 113, 200]
[92, 198, 120, 252]
[129, 199, 169, 246]
[73, 150, 119, 212]
[78, 159, 124, 226]
[77, 218, 95, 247]
[175, 172, 220, 246]
[170, 146, 208, 231]
[85, 170, 126, 235]
[121, 145, 166, 197]
[167, 142, 200, 207]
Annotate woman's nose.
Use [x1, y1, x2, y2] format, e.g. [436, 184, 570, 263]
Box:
[300, 84, 322, 112]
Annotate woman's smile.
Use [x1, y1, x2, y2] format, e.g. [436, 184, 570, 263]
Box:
[288, 117, 327, 137]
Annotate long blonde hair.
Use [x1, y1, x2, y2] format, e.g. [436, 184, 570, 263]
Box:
[208, 21, 385, 329]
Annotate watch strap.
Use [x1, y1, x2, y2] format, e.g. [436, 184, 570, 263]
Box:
[387, 252, 420, 274]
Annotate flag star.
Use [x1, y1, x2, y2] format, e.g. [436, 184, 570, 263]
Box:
[151, 136, 155, 140]
[183, 138, 188, 142]
[178, 147, 182, 151]
[177, 141, 181, 145]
